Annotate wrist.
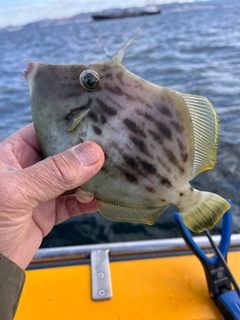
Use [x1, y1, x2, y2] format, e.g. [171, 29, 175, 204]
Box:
[0, 252, 25, 271]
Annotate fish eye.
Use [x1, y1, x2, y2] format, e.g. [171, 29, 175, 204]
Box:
[79, 69, 100, 91]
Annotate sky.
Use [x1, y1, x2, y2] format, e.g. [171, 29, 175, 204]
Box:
[0, 0, 199, 28]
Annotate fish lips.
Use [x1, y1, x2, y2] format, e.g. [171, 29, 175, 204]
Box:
[22, 62, 38, 82]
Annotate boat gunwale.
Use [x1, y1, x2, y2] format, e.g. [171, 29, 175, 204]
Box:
[32, 234, 240, 264]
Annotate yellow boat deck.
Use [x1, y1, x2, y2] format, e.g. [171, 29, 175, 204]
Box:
[15, 239, 240, 320]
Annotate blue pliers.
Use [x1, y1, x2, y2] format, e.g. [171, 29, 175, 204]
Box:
[174, 203, 240, 320]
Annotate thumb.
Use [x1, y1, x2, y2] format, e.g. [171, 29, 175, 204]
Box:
[13, 141, 104, 207]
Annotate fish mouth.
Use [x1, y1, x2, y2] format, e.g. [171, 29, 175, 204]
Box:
[22, 62, 38, 81]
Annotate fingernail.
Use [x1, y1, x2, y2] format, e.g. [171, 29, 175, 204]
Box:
[74, 142, 100, 166]
[75, 187, 94, 203]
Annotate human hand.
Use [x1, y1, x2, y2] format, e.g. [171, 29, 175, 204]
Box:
[0, 124, 104, 269]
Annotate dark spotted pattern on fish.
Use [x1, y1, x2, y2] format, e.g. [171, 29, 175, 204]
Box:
[142, 112, 155, 122]
[124, 171, 138, 183]
[170, 120, 185, 134]
[92, 125, 102, 135]
[123, 118, 146, 138]
[103, 73, 113, 80]
[177, 138, 189, 163]
[100, 114, 107, 124]
[140, 160, 156, 174]
[148, 129, 164, 145]
[163, 147, 185, 174]
[116, 71, 124, 85]
[161, 178, 172, 188]
[122, 154, 157, 178]
[159, 106, 174, 118]
[123, 154, 138, 170]
[156, 156, 172, 174]
[105, 84, 124, 96]
[88, 110, 98, 122]
[96, 98, 117, 116]
[145, 186, 154, 193]
[156, 122, 172, 140]
[130, 137, 150, 155]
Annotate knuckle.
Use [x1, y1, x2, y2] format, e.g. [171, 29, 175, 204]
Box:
[50, 155, 78, 188]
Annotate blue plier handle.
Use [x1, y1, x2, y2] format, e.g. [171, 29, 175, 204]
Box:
[174, 203, 240, 320]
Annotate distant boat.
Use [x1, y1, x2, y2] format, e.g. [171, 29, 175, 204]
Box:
[92, 5, 161, 20]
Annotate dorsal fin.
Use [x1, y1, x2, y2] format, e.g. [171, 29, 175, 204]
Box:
[181, 94, 218, 180]
[111, 30, 143, 66]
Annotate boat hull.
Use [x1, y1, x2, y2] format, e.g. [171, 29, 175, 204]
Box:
[15, 236, 240, 319]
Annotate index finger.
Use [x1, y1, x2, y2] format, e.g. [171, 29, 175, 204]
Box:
[55, 195, 99, 225]
[1, 123, 42, 169]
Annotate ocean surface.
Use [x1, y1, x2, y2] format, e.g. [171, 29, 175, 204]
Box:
[1, 1, 240, 247]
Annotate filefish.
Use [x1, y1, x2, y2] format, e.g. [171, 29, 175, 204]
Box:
[23, 32, 230, 233]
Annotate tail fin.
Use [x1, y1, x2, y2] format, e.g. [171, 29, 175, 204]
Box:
[180, 191, 230, 233]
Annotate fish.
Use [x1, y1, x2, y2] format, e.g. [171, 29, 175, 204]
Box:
[23, 32, 230, 233]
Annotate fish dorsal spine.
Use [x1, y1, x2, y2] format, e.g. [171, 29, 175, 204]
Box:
[111, 30, 143, 66]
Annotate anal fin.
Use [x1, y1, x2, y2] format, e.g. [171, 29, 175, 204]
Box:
[96, 199, 169, 225]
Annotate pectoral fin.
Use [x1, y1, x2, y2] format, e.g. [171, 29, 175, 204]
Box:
[67, 108, 90, 132]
